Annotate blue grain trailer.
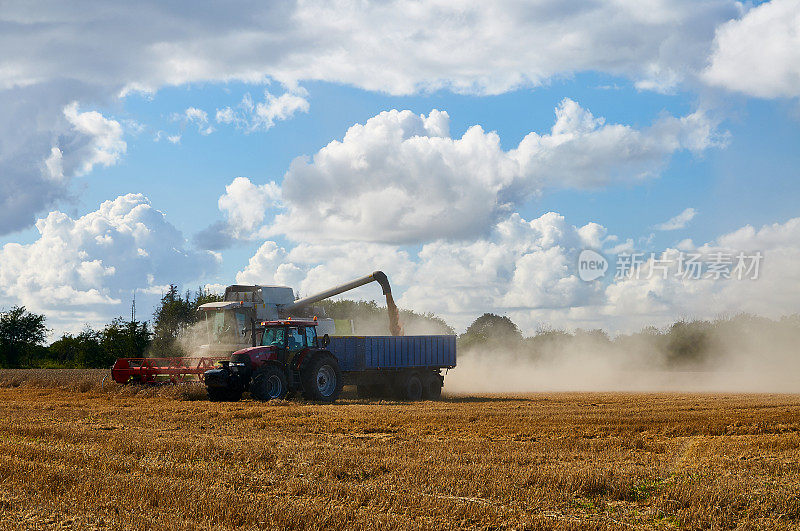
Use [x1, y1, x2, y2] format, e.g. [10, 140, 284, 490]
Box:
[329, 335, 456, 400]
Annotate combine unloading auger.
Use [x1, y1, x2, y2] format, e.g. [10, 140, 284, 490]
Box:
[280, 271, 402, 336]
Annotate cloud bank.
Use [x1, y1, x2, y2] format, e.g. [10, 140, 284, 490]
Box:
[235, 212, 800, 334]
[8, 0, 796, 237]
[0, 194, 217, 332]
[211, 101, 724, 245]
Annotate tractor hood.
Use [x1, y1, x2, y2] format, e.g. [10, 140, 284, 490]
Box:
[231, 345, 277, 363]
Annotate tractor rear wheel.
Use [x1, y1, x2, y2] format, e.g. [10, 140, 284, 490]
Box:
[422, 372, 442, 400]
[250, 365, 289, 401]
[301, 353, 343, 403]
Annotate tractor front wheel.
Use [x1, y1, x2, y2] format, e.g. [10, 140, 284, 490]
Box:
[250, 365, 289, 401]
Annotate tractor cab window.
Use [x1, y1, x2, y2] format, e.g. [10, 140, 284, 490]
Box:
[261, 327, 286, 347]
[305, 326, 317, 347]
[287, 327, 305, 351]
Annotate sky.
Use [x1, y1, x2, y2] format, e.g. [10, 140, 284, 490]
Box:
[1, 0, 799, 337]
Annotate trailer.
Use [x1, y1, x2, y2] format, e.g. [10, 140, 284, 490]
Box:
[202, 319, 456, 402]
[330, 335, 456, 400]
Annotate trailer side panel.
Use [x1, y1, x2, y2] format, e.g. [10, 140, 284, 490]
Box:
[329, 335, 456, 372]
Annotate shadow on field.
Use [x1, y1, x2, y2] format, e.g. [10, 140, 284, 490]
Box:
[440, 395, 531, 404]
[0, 370, 571, 405]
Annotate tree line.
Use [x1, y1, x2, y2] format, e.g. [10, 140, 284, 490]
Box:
[0, 286, 221, 368]
[2, 291, 798, 369]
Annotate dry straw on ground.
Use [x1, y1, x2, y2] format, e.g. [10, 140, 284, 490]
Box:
[0, 369, 798, 529]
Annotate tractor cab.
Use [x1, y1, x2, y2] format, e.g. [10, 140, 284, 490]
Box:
[257, 319, 329, 361]
[204, 317, 341, 403]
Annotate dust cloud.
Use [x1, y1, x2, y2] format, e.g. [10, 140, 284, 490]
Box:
[151, 320, 243, 359]
[446, 317, 800, 393]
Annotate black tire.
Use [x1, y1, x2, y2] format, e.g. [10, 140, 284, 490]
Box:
[228, 388, 243, 402]
[207, 386, 241, 402]
[301, 353, 343, 403]
[422, 372, 442, 400]
[207, 387, 227, 402]
[396, 372, 423, 401]
[250, 365, 289, 401]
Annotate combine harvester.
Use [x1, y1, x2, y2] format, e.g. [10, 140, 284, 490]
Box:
[111, 271, 456, 401]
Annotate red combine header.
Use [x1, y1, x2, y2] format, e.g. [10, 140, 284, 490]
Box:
[111, 356, 228, 384]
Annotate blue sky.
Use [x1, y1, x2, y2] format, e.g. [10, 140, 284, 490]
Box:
[1, 0, 799, 335]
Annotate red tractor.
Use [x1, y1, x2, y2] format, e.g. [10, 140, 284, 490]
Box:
[203, 318, 341, 403]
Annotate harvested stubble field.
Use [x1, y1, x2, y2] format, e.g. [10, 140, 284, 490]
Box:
[0, 370, 798, 530]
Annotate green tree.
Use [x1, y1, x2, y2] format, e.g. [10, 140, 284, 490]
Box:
[151, 285, 222, 356]
[0, 306, 48, 367]
[48, 327, 103, 368]
[665, 319, 714, 367]
[193, 287, 223, 309]
[100, 318, 151, 365]
[151, 285, 194, 356]
[461, 313, 521, 341]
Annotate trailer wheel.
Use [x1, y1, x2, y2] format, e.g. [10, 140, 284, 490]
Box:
[422, 372, 442, 400]
[396, 372, 423, 401]
[301, 353, 342, 403]
[251, 365, 288, 401]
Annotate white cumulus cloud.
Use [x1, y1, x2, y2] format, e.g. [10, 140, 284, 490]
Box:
[0, 194, 217, 332]
[0, 94, 127, 235]
[252, 101, 724, 244]
[216, 89, 309, 132]
[217, 177, 281, 239]
[62, 102, 127, 174]
[175, 107, 214, 135]
[704, 0, 800, 98]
